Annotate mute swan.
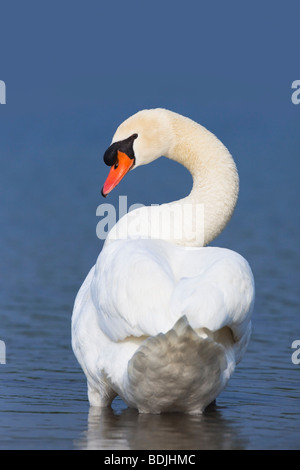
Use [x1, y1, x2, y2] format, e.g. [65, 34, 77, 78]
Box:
[72, 108, 255, 414]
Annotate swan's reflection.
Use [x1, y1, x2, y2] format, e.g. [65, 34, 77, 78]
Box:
[75, 399, 247, 450]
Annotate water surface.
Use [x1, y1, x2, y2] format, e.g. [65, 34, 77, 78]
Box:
[1, 103, 299, 450]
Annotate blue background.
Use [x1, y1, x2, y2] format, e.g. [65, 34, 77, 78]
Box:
[0, 0, 299, 450]
[1, 0, 299, 267]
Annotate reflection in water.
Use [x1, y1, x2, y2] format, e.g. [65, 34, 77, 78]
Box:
[75, 403, 248, 450]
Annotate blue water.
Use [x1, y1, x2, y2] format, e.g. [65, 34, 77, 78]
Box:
[1, 1, 300, 450]
[0, 102, 299, 450]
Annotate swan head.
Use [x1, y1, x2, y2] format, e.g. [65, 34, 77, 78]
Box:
[101, 109, 173, 197]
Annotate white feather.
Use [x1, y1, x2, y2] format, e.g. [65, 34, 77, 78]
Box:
[71, 109, 255, 414]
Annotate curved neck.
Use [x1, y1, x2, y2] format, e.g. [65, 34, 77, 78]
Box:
[106, 110, 239, 247]
[166, 111, 239, 246]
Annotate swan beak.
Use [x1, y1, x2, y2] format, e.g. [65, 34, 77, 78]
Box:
[101, 151, 134, 197]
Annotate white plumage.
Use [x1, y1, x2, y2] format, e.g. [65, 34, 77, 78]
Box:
[72, 109, 255, 414]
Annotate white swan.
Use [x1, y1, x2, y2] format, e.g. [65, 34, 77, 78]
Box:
[72, 108, 255, 414]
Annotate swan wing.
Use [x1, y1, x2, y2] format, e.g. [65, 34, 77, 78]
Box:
[90, 239, 176, 341]
[169, 247, 255, 342]
[90, 240, 254, 345]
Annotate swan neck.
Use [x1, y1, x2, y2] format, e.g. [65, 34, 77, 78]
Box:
[164, 112, 239, 246]
[106, 110, 239, 248]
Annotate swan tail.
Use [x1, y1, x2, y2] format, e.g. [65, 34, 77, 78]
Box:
[126, 316, 228, 414]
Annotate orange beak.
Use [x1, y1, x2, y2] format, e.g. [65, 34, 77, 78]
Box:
[101, 150, 134, 197]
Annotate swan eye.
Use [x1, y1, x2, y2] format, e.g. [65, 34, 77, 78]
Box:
[103, 133, 138, 167]
[114, 162, 119, 169]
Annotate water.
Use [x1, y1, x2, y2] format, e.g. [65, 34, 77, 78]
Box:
[0, 102, 299, 450]
[1, 1, 300, 448]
